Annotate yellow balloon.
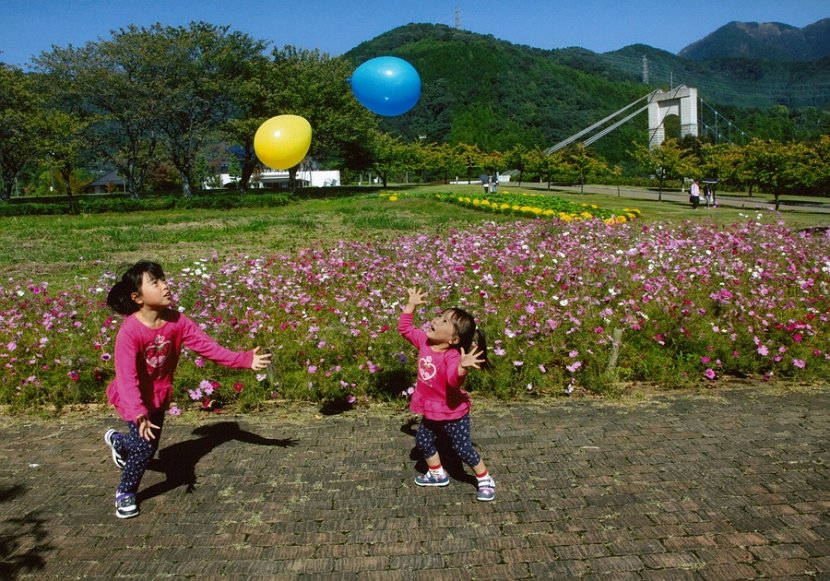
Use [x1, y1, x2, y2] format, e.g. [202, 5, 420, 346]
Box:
[253, 115, 312, 170]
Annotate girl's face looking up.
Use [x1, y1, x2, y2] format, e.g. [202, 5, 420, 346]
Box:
[427, 310, 459, 347]
[133, 272, 172, 310]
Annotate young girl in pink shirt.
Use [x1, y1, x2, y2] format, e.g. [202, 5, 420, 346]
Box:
[103, 261, 270, 518]
[398, 286, 496, 501]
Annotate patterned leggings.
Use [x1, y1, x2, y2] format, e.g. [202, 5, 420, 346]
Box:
[114, 412, 165, 495]
[415, 414, 481, 468]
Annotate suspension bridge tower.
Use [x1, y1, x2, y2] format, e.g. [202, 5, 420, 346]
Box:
[647, 86, 698, 148]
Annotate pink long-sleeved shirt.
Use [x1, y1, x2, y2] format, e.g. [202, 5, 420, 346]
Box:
[398, 312, 471, 421]
[107, 310, 253, 421]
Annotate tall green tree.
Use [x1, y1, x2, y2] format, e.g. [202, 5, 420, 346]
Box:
[0, 64, 50, 201]
[34, 29, 165, 199]
[629, 138, 692, 201]
[504, 144, 529, 186]
[221, 50, 271, 192]
[152, 23, 267, 196]
[367, 131, 414, 187]
[454, 143, 485, 183]
[564, 144, 609, 193]
[420, 142, 465, 184]
[810, 135, 830, 196]
[526, 147, 568, 190]
[42, 110, 91, 201]
[741, 139, 813, 211]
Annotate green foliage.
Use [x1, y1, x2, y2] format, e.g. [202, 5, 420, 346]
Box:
[0, 192, 293, 217]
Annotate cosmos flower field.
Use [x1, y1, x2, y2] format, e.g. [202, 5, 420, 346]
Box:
[1, 207, 828, 412]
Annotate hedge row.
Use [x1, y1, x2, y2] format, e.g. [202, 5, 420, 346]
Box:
[0, 192, 295, 217]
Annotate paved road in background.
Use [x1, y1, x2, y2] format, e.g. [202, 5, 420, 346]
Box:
[2, 385, 828, 579]
[516, 183, 830, 216]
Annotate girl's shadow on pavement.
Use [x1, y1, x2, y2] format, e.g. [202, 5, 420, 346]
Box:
[138, 421, 297, 502]
[401, 418, 477, 488]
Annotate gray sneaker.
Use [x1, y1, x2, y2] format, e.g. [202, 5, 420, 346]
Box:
[476, 477, 496, 502]
[115, 492, 139, 519]
[104, 428, 126, 469]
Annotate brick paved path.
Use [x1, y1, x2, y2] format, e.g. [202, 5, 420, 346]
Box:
[2, 386, 828, 580]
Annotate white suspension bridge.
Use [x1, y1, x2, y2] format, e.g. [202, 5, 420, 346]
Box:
[542, 85, 749, 156]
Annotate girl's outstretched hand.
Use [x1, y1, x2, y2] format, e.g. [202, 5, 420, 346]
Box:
[250, 346, 272, 371]
[406, 286, 427, 308]
[459, 345, 486, 370]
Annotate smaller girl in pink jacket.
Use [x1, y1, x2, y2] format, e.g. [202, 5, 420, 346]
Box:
[103, 260, 270, 519]
[398, 286, 496, 501]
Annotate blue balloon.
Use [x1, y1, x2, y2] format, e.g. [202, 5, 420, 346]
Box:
[350, 56, 421, 116]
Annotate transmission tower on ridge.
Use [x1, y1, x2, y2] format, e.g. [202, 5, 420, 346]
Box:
[642, 55, 649, 85]
[454, 5, 461, 29]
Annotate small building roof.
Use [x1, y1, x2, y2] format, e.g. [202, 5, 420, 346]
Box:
[88, 170, 125, 187]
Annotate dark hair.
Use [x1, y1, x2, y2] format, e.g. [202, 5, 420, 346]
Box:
[444, 307, 491, 369]
[106, 261, 166, 315]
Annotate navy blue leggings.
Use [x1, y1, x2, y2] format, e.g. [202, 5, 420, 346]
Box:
[115, 411, 164, 495]
[416, 414, 481, 468]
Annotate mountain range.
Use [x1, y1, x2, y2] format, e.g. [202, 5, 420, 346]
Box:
[679, 18, 830, 62]
[343, 19, 830, 166]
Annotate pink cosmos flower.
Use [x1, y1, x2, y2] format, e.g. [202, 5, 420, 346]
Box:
[792, 359, 806, 369]
[195, 357, 205, 368]
[168, 405, 182, 416]
[757, 345, 769, 356]
[566, 361, 582, 373]
[200, 379, 214, 394]
[703, 368, 716, 380]
[307, 365, 318, 374]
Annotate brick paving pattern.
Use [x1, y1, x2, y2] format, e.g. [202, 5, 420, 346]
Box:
[1, 386, 828, 579]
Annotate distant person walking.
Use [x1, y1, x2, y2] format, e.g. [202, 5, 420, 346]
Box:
[690, 179, 700, 209]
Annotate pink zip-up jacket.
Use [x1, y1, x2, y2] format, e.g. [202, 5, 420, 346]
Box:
[398, 312, 471, 421]
[107, 310, 254, 421]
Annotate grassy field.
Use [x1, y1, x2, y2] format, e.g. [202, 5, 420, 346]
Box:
[2, 183, 828, 286]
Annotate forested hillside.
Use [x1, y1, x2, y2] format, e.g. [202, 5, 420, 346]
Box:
[344, 24, 830, 166]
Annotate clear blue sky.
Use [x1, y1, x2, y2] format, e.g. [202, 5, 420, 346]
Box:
[1, 0, 827, 69]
